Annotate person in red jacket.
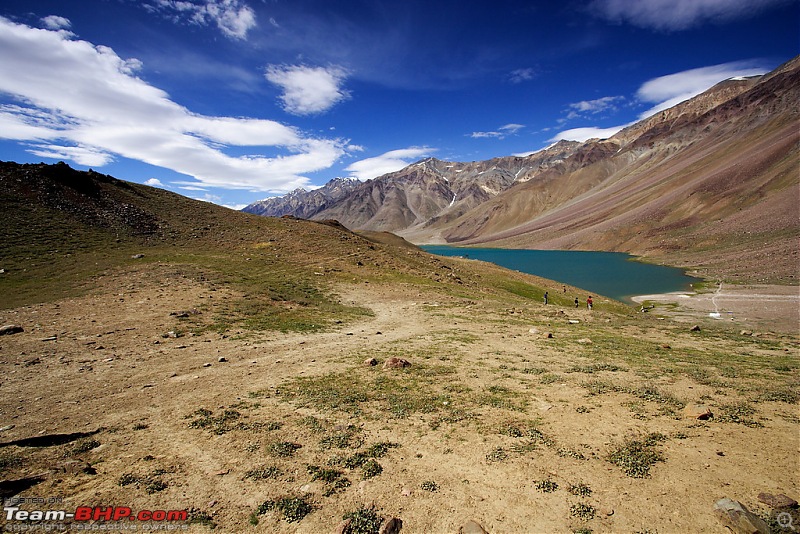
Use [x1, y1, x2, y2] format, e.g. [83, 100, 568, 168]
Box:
[587, 296, 593, 310]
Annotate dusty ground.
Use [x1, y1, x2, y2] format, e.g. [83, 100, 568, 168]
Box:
[632, 283, 800, 335]
[1, 264, 798, 533]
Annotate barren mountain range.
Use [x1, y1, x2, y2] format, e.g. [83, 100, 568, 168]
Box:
[244, 56, 800, 284]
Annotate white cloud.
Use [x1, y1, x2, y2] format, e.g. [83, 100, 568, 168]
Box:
[589, 0, 790, 31]
[635, 60, 769, 118]
[345, 147, 436, 181]
[550, 125, 627, 143]
[144, 0, 256, 39]
[0, 17, 348, 193]
[509, 68, 536, 83]
[40, 15, 71, 31]
[144, 178, 164, 187]
[470, 123, 525, 139]
[265, 64, 350, 116]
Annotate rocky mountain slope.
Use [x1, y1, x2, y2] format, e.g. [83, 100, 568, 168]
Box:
[248, 56, 799, 284]
[242, 177, 360, 218]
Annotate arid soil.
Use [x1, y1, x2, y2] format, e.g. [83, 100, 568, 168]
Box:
[633, 283, 800, 335]
[1, 264, 798, 533]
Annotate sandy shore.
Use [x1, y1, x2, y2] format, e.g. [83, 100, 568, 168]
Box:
[632, 283, 799, 334]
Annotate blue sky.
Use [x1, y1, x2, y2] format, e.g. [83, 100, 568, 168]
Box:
[0, 0, 797, 208]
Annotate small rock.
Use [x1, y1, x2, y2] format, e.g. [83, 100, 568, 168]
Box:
[0, 425, 15, 432]
[758, 492, 798, 509]
[459, 520, 488, 534]
[401, 487, 412, 496]
[568, 319, 580, 324]
[600, 507, 615, 517]
[333, 518, 353, 534]
[214, 469, 229, 476]
[528, 327, 540, 334]
[379, 517, 403, 534]
[542, 332, 553, 339]
[740, 330, 753, 336]
[383, 357, 411, 369]
[131, 254, 145, 259]
[0, 325, 23, 336]
[218, 357, 227, 363]
[690, 325, 701, 332]
[661, 344, 672, 349]
[364, 357, 379, 366]
[576, 338, 592, 344]
[203, 363, 212, 368]
[683, 404, 713, 420]
[714, 498, 769, 534]
[299, 484, 311, 493]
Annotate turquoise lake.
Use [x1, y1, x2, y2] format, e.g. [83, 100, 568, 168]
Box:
[420, 246, 701, 304]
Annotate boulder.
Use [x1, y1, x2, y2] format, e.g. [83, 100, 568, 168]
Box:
[364, 357, 379, 366]
[383, 357, 410, 369]
[714, 498, 769, 534]
[682, 404, 713, 420]
[690, 325, 701, 332]
[0, 325, 23, 336]
[757, 492, 798, 509]
[378, 517, 403, 534]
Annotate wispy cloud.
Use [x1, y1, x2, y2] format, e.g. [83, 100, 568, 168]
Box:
[550, 125, 628, 143]
[265, 64, 351, 116]
[0, 17, 348, 193]
[143, 0, 256, 40]
[567, 96, 625, 116]
[509, 68, 536, 83]
[551, 59, 771, 142]
[345, 147, 436, 181]
[470, 123, 525, 139]
[589, 0, 790, 31]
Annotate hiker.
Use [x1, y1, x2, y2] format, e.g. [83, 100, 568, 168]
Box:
[544, 291, 548, 305]
[574, 297, 579, 308]
[587, 296, 593, 310]
[562, 285, 566, 293]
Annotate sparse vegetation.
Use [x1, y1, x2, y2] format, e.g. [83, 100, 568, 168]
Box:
[342, 505, 383, 534]
[256, 495, 315, 523]
[608, 433, 667, 478]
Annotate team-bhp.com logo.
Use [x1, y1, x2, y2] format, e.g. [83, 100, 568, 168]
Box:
[3, 500, 189, 531]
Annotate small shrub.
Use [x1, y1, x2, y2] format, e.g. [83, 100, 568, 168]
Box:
[342, 505, 382, 534]
[361, 459, 383, 479]
[485, 447, 508, 463]
[268, 441, 302, 457]
[420, 480, 438, 492]
[533, 479, 558, 493]
[570, 502, 596, 521]
[608, 433, 666, 478]
[244, 466, 282, 481]
[256, 495, 314, 523]
[568, 483, 592, 497]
